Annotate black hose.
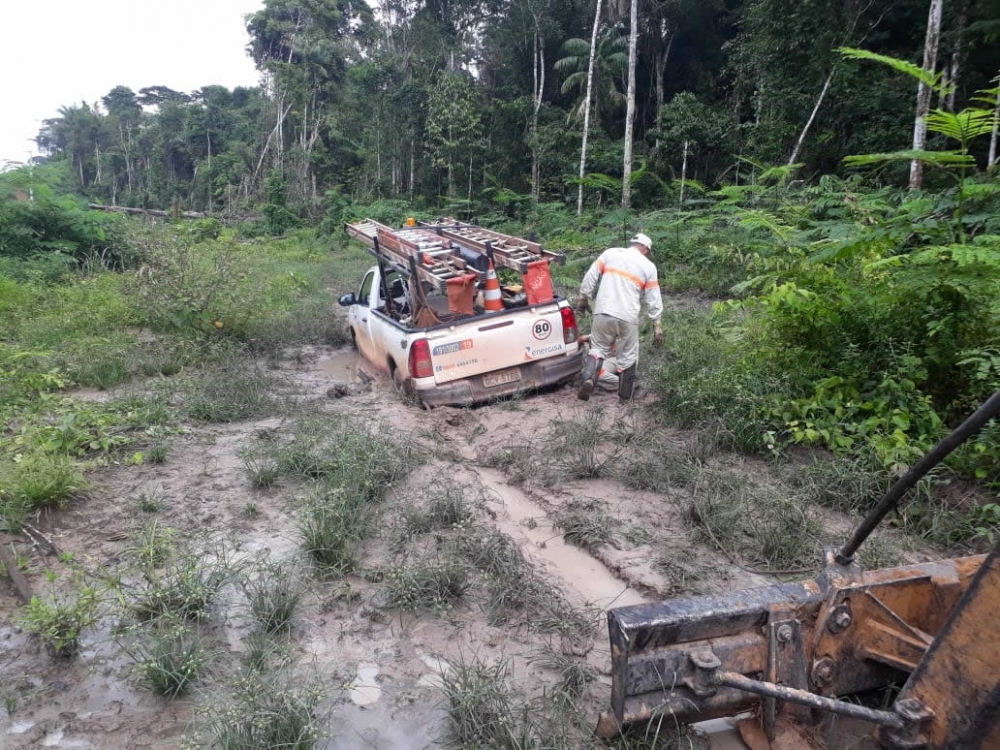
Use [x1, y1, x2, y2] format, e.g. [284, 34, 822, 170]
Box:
[836, 389, 1000, 565]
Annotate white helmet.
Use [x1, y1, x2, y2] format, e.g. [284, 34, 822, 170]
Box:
[630, 232, 652, 252]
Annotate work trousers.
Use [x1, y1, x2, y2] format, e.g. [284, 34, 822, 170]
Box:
[587, 314, 640, 370]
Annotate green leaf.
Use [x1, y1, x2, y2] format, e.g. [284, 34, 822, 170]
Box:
[844, 150, 975, 169]
[838, 47, 944, 93]
[925, 109, 995, 144]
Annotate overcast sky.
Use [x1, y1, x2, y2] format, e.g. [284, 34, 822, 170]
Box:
[0, 0, 264, 166]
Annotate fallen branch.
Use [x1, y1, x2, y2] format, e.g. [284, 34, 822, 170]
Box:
[88, 204, 206, 220]
[24, 523, 62, 558]
[0, 538, 32, 603]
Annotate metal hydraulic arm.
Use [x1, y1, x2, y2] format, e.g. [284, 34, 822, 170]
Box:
[602, 389, 1000, 749]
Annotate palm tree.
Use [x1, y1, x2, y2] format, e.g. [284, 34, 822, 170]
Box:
[556, 31, 627, 123]
[37, 104, 103, 187]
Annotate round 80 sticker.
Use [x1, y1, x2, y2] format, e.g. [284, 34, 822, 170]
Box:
[532, 320, 552, 340]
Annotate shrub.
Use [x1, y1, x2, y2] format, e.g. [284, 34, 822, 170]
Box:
[19, 585, 99, 658]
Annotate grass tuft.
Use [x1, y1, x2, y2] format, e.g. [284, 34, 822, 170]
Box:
[1, 452, 87, 527]
[440, 658, 521, 749]
[484, 445, 540, 485]
[242, 562, 306, 635]
[404, 481, 474, 535]
[299, 493, 372, 574]
[203, 668, 325, 750]
[382, 556, 470, 614]
[130, 624, 205, 697]
[529, 649, 597, 700]
[554, 499, 618, 550]
[146, 442, 169, 464]
[130, 550, 233, 622]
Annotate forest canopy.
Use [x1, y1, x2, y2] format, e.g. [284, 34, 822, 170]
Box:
[20, 0, 1000, 216]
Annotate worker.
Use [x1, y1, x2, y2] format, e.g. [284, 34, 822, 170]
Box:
[575, 232, 663, 402]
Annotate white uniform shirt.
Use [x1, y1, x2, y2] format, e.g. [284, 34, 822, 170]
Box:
[580, 246, 663, 324]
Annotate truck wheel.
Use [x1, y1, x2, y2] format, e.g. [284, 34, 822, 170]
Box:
[392, 365, 407, 392]
[350, 329, 358, 350]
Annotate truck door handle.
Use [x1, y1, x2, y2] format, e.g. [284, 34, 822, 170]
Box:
[361, 317, 368, 323]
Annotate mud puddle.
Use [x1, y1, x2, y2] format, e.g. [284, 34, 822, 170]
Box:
[473, 466, 645, 609]
[317, 350, 366, 382]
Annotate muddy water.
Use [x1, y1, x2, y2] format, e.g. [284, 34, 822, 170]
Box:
[317, 350, 365, 382]
[473, 467, 646, 609]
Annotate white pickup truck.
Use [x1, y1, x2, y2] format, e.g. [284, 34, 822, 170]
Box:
[338, 264, 583, 407]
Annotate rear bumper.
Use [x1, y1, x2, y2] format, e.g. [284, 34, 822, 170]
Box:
[415, 350, 584, 407]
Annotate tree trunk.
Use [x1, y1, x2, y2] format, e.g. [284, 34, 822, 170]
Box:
[447, 120, 455, 197]
[654, 34, 673, 113]
[947, 0, 968, 111]
[679, 140, 689, 208]
[253, 101, 292, 187]
[910, 0, 943, 190]
[989, 76, 1000, 167]
[621, 0, 638, 210]
[788, 68, 836, 166]
[531, 30, 545, 200]
[410, 139, 415, 202]
[577, 0, 603, 216]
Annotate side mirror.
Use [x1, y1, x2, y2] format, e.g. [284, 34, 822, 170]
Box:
[339, 293, 356, 307]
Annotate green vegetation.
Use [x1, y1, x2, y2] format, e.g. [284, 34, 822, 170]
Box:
[201, 668, 325, 750]
[242, 561, 306, 635]
[439, 655, 693, 749]
[128, 624, 206, 697]
[0, 173, 373, 532]
[19, 584, 99, 658]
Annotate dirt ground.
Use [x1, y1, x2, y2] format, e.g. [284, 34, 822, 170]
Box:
[1, 332, 903, 749]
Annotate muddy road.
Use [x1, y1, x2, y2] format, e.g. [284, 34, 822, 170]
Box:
[1, 341, 902, 749]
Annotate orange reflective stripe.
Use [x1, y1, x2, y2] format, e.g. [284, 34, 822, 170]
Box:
[643, 279, 659, 290]
[603, 266, 645, 288]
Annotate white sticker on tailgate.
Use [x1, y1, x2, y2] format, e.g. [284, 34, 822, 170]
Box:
[483, 368, 522, 388]
[430, 338, 480, 382]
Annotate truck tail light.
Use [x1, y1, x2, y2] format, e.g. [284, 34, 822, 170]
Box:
[561, 307, 579, 344]
[409, 338, 434, 379]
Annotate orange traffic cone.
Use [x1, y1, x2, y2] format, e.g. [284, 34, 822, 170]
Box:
[483, 260, 504, 312]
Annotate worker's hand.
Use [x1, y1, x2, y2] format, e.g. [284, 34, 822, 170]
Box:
[653, 322, 664, 346]
[574, 295, 590, 313]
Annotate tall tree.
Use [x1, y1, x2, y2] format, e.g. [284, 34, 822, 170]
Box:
[574, 0, 604, 215]
[911, 0, 944, 189]
[621, 0, 639, 209]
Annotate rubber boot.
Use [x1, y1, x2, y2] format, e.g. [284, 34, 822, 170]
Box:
[578, 356, 603, 401]
[618, 364, 638, 402]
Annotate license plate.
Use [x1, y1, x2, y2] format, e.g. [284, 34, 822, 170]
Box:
[483, 368, 522, 388]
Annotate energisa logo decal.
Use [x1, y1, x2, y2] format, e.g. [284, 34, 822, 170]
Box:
[532, 320, 552, 341]
[432, 339, 474, 356]
[523, 343, 565, 361]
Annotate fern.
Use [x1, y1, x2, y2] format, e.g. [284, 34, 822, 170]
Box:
[844, 150, 975, 169]
[838, 47, 945, 93]
[925, 109, 995, 145]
